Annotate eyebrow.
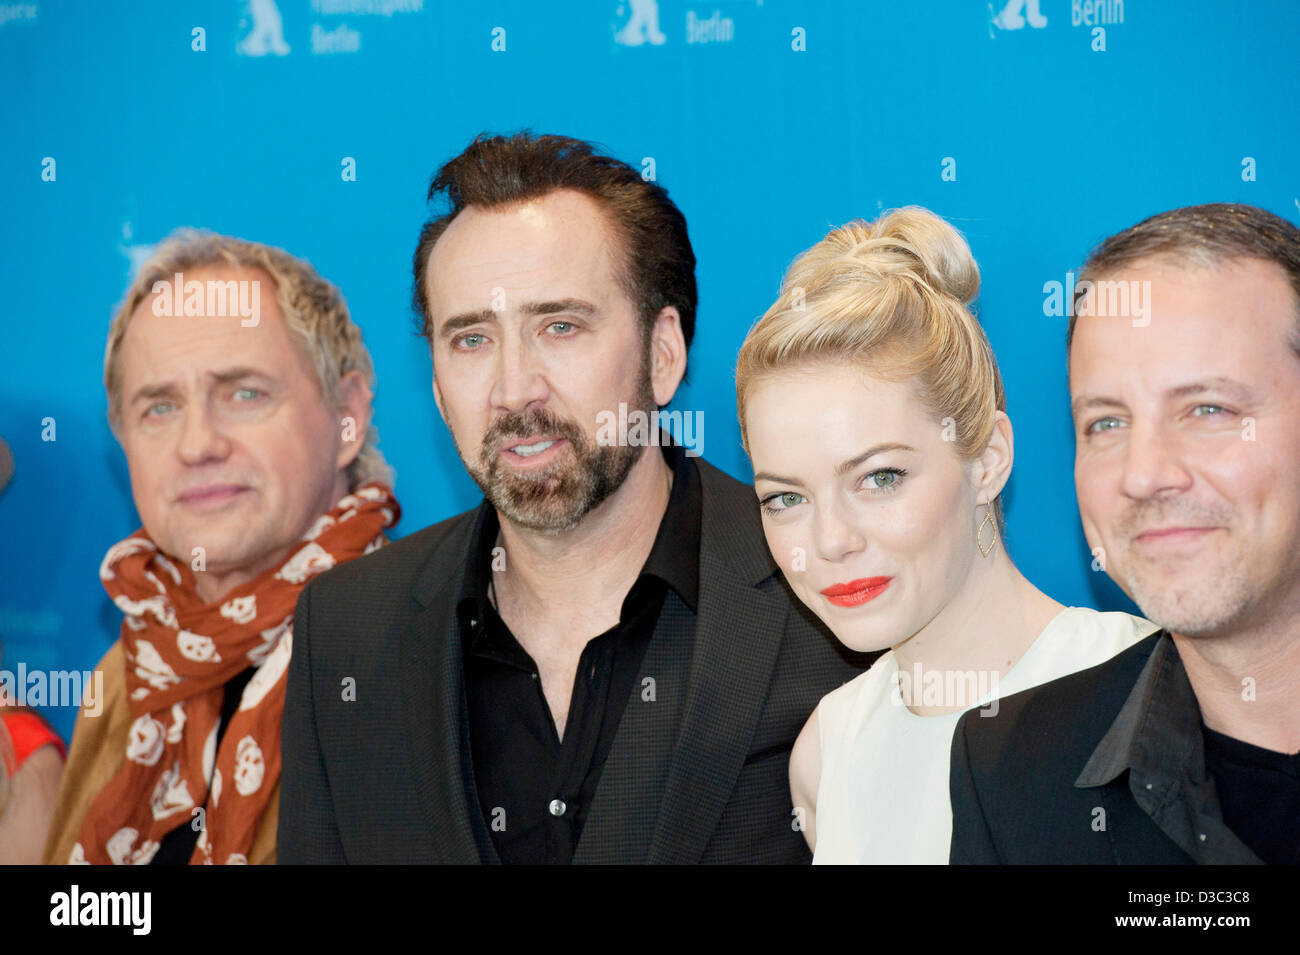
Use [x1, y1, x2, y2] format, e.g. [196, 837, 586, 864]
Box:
[438, 298, 599, 340]
[754, 442, 917, 485]
[1071, 376, 1259, 416]
[128, 367, 271, 406]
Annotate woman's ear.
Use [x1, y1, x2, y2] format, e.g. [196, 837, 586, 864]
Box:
[971, 411, 1014, 504]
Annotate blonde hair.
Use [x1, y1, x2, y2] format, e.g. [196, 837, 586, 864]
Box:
[736, 206, 1006, 528]
[104, 229, 393, 490]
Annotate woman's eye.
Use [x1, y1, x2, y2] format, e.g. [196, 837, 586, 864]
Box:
[760, 491, 805, 515]
[863, 467, 905, 490]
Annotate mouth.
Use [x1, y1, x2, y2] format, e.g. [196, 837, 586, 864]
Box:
[498, 436, 567, 468]
[819, 576, 893, 608]
[177, 484, 250, 509]
[1134, 526, 1220, 546]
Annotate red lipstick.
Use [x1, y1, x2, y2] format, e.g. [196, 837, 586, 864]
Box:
[820, 577, 892, 608]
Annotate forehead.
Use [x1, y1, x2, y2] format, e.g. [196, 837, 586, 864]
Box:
[120, 265, 299, 382]
[746, 363, 933, 454]
[424, 189, 623, 310]
[1069, 258, 1299, 398]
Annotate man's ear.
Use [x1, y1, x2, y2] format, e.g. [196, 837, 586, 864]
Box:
[335, 370, 373, 471]
[971, 410, 1014, 504]
[649, 305, 687, 407]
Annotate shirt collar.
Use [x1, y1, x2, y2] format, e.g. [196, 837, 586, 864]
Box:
[1074, 631, 1262, 863]
[1075, 632, 1203, 789]
[456, 440, 702, 647]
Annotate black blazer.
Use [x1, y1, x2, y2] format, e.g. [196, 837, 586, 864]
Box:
[948, 635, 1194, 864]
[278, 457, 866, 863]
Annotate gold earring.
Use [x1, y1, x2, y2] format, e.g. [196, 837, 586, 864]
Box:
[977, 505, 997, 558]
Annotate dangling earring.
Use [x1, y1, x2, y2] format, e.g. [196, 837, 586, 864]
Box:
[977, 504, 997, 558]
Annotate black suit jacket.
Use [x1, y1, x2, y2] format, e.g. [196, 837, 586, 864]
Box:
[278, 456, 866, 863]
[948, 634, 1198, 864]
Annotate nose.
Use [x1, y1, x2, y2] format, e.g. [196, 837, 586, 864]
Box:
[176, 402, 232, 466]
[810, 495, 868, 565]
[1119, 420, 1192, 501]
[489, 327, 550, 413]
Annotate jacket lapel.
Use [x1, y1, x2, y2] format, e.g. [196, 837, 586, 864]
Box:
[400, 510, 495, 864]
[646, 460, 789, 864]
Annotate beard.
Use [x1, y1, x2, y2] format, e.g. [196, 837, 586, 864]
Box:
[455, 358, 657, 533]
[1107, 497, 1250, 637]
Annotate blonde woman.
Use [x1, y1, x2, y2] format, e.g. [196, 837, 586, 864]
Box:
[735, 207, 1156, 863]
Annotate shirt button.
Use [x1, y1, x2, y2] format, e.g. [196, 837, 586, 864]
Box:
[549, 799, 567, 817]
[531, 672, 540, 681]
[1198, 833, 1207, 842]
[469, 617, 479, 630]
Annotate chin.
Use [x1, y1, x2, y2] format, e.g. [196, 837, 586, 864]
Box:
[811, 612, 894, 655]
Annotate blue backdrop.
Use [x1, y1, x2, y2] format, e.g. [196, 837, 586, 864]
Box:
[3, 0, 1298, 740]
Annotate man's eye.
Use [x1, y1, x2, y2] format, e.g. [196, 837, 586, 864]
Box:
[234, 387, 261, 401]
[146, 402, 175, 417]
[457, 334, 486, 349]
[1087, 416, 1122, 434]
[1191, 404, 1226, 417]
[547, 321, 575, 335]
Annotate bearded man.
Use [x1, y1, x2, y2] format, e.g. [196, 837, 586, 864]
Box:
[278, 132, 865, 864]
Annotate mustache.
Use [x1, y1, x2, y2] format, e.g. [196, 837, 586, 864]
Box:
[1115, 499, 1234, 538]
[480, 408, 586, 459]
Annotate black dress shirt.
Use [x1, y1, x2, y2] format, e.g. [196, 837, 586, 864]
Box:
[458, 442, 701, 864]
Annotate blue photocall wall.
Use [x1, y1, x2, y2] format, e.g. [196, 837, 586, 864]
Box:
[2, 0, 1298, 740]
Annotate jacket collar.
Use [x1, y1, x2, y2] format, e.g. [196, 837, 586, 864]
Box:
[1075, 632, 1261, 863]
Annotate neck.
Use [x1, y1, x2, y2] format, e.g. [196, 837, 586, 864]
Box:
[1172, 610, 1300, 754]
[491, 447, 673, 630]
[891, 544, 1063, 716]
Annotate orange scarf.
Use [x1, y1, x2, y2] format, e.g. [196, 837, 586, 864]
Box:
[71, 483, 399, 865]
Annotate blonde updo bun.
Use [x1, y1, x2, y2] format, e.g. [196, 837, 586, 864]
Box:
[736, 205, 1006, 527]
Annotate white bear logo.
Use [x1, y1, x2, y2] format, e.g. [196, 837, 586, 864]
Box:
[615, 0, 667, 46]
[239, 0, 291, 57]
[992, 0, 1048, 30]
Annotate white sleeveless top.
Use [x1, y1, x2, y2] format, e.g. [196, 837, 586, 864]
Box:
[811, 607, 1157, 864]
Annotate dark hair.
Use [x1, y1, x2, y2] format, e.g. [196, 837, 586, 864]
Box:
[1067, 202, 1300, 356]
[411, 131, 697, 363]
